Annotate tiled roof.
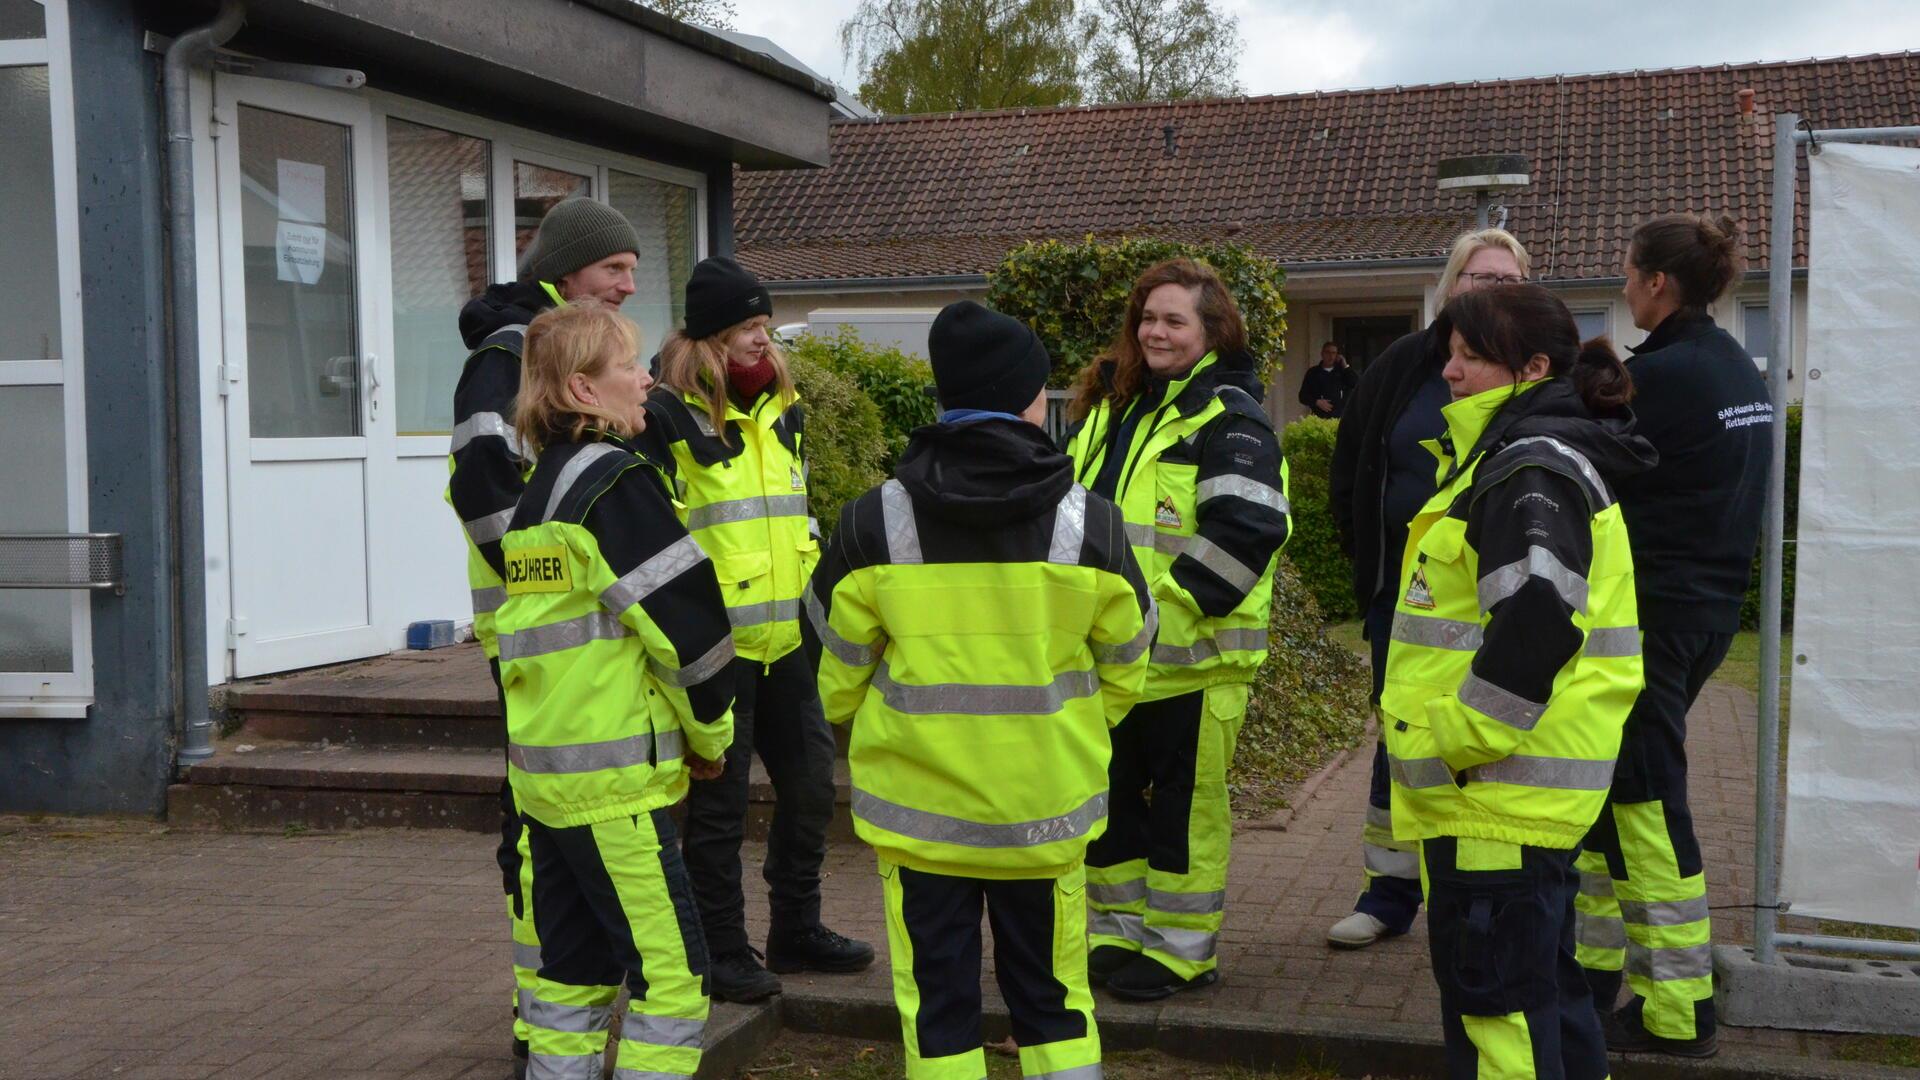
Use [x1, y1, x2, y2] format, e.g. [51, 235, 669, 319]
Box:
[735, 52, 1920, 284]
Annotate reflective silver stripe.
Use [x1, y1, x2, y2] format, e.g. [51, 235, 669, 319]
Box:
[1390, 754, 1456, 789]
[1142, 924, 1216, 962]
[1364, 844, 1420, 879]
[1365, 804, 1393, 830]
[1087, 879, 1147, 905]
[1478, 544, 1590, 613]
[1585, 626, 1641, 657]
[464, 506, 515, 546]
[1048, 485, 1089, 564]
[513, 942, 542, 971]
[472, 586, 508, 616]
[1178, 535, 1260, 593]
[1031, 1066, 1104, 1080]
[805, 588, 879, 667]
[1149, 887, 1225, 915]
[1092, 604, 1158, 665]
[1150, 626, 1266, 666]
[1390, 612, 1483, 651]
[601, 535, 708, 613]
[1457, 671, 1547, 731]
[880, 480, 923, 564]
[499, 610, 632, 661]
[519, 986, 534, 1020]
[620, 1013, 705, 1049]
[852, 787, 1107, 849]
[531, 1053, 605, 1080]
[543, 443, 624, 522]
[1196, 473, 1290, 515]
[509, 729, 686, 775]
[610, 1070, 696, 1080]
[1580, 871, 1617, 898]
[1155, 532, 1186, 558]
[650, 636, 736, 689]
[685, 493, 809, 531]
[451, 410, 526, 457]
[871, 661, 1099, 716]
[1619, 897, 1711, 927]
[726, 597, 801, 629]
[1124, 522, 1153, 549]
[521, 995, 612, 1033]
[1626, 940, 1713, 981]
[1502, 436, 1611, 509]
[1577, 911, 1629, 951]
[1467, 754, 1615, 790]
[1095, 906, 1147, 934]
[807, 516, 821, 538]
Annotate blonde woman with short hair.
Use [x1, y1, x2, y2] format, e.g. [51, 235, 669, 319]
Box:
[495, 301, 736, 1080]
[646, 256, 874, 1002]
[1325, 228, 1533, 949]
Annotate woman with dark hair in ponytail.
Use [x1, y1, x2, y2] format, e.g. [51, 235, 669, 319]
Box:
[1573, 214, 1770, 1059]
[1382, 283, 1655, 1079]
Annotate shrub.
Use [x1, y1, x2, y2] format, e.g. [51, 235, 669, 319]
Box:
[1280, 415, 1356, 620]
[788, 326, 938, 469]
[1232, 557, 1372, 817]
[985, 235, 1288, 388]
[788, 353, 888, 537]
[1740, 403, 1800, 630]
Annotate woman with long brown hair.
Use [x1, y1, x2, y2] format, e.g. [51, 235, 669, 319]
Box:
[645, 256, 872, 1004]
[1064, 258, 1292, 999]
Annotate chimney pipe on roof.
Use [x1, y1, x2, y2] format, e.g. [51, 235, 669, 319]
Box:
[1739, 88, 1756, 117]
[1163, 124, 1176, 157]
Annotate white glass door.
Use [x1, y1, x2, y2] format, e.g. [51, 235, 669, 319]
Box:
[215, 77, 392, 676]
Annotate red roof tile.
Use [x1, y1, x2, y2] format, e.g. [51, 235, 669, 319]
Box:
[735, 52, 1920, 284]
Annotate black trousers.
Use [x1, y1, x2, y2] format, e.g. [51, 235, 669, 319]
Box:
[680, 649, 837, 955]
[1423, 837, 1608, 1080]
[1356, 593, 1423, 931]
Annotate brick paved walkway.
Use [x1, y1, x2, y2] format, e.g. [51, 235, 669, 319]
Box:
[0, 683, 1894, 1079]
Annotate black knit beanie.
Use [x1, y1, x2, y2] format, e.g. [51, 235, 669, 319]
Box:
[684, 256, 773, 339]
[927, 301, 1052, 414]
[526, 198, 641, 283]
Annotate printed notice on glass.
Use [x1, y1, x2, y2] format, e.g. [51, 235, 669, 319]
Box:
[276, 220, 326, 285]
[276, 159, 327, 224]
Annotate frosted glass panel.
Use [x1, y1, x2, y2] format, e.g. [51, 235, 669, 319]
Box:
[0, 66, 61, 361]
[0, 0, 45, 40]
[388, 119, 490, 436]
[608, 170, 698, 355]
[513, 162, 590, 267]
[0, 385, 71, 671]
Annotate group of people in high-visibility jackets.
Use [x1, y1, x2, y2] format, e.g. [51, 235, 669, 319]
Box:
[449, 195, 1767, 1080]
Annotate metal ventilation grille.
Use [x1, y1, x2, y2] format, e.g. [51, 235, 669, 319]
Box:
[0, 534, 124, 594]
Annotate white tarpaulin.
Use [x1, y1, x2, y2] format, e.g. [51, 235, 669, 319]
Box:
[1781, 141, 1920, 931]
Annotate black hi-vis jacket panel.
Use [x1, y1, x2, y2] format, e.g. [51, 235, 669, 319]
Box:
[512, 439, 737, 732]
[1169, 386, 1291, 618]
[450, 325, 534, 581]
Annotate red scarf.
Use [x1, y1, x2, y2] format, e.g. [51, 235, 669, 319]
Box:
[728, 356, 776, 400]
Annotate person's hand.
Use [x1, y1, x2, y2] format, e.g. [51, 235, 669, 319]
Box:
[687, 752, 725, 781]
[1335, 353, 1349, 368]
[1315, 397, 1333, 412]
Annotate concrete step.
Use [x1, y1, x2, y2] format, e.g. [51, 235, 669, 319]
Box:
[222, 644, 502, 749]
[169, 738, 855, 839]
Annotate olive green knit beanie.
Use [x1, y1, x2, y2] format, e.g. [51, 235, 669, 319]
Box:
[525, 197, 641, 283]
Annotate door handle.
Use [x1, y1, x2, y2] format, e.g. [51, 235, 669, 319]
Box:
[364, 354, 381, 419]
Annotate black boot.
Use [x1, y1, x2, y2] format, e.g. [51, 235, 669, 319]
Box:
[1104, 953, 1218, 1001]
[510, 1036, 528, 1080]
[709, 947, 783, 1003]
[1604, 999, 1718, 1058]
[1087, 944, 1137, 987]
[765, 924, 876, 974]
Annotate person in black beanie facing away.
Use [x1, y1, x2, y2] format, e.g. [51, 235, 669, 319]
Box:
[645, 256, 874, 1003]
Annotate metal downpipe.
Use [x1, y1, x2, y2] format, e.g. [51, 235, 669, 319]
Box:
[164, 1, 244, 768]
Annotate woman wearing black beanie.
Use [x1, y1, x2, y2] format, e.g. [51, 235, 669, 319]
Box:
[645, 256, 873, 1002]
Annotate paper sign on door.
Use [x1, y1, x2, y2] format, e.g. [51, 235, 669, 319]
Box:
[276, 159, 327, 224]
[276, 220, 326, 285]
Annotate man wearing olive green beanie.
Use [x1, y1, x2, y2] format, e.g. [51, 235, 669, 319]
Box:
[448, 195, 643, 1080]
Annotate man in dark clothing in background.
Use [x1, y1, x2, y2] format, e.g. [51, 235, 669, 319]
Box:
[1299, 342, 1357, 418]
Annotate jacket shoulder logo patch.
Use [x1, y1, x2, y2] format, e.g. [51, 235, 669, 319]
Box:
[1155, 497, 1183, 529]
[790, 465, 805, 492]
[1403, 565, 1435, 610]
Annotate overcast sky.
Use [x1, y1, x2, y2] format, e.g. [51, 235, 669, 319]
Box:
[732, 0, 1920, 102]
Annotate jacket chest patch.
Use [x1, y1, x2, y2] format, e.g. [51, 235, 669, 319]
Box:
[790, 465, 805, 492]
[1403, 565, 1435, 610]
[1155, 497, 1183, 529]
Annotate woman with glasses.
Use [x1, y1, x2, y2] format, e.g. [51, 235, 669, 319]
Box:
[1326, 228, 1533, 950]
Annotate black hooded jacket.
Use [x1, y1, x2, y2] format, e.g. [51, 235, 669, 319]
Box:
[449, 281, 556, 579]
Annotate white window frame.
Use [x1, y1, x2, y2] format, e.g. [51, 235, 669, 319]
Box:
[1568, 306, 1612, 343]
[1742, 299, 1773, 371]
[0, 0, 93, 717]
[366, 95, 709, 458]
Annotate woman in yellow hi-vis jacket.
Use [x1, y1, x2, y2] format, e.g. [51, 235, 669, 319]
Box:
[1382, 284, 1654, 1080]
[648, 257, 873, 1003]
[1064, 259, 1292, 999]
[496, 302, 736, 1080]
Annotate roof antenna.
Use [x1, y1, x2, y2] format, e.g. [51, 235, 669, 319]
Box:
[1162, 124, 1176, 157]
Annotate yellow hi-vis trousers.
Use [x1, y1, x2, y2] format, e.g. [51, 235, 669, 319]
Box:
[524, 808, 710, 1080]
[1085, 684, 1245, 980]
[878, 859, 1101, 1080]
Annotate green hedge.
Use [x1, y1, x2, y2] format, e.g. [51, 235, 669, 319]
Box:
[788, 327, 938, 470]
[1233, 556, 1371, 817]
[787, 353, 888, 537]
[1279, 415, 1356, 621]
[1740, 404, 1800, 630]
[984, 235, 1288, 388]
